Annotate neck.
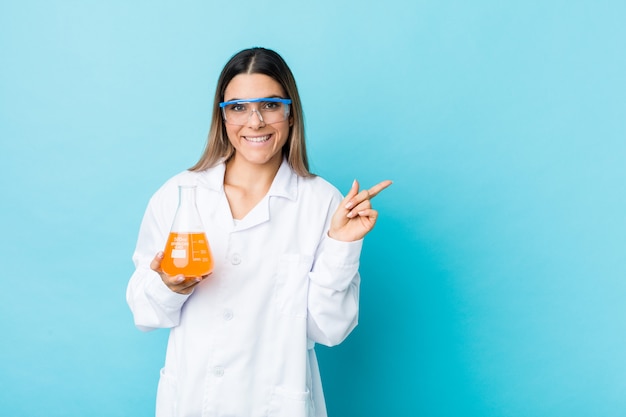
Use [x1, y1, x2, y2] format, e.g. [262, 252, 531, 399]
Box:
[224, 154, 282, 192]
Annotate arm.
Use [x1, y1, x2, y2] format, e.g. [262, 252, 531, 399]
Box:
[126, 195, 192, 331]
[307, 236, 362, 346]
[306, 179, 392, 346]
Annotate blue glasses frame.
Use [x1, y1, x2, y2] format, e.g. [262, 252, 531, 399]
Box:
[219, 97, 292, 108]
[219, 97, 292, 125]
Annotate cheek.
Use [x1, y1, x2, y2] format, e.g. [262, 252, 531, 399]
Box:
[277, 124, 291, 143]
[225, 125, 240, 143]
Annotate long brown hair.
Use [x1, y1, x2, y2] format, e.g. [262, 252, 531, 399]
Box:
[189, 47, 313, 177]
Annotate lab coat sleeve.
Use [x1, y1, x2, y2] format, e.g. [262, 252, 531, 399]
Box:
[126, 193, 191, 332]
[307, 234, 363, 347]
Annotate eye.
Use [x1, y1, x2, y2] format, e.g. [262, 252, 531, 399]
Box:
[262, 101, 281, 111]
[228, 103, 247, 112]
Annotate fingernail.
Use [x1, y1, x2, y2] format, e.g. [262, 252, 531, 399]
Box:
[157, 251, 164, 258]
[345, 201, 353, 209]
[176, 276, 184, 283]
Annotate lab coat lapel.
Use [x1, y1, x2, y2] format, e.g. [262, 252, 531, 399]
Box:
[196, 162, 234, 233]
[233, 158, 298, 232]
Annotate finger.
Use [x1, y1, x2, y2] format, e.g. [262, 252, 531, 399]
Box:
[340, 179, 360, 208]
[178, 277, 203, 293]
[345, 179, 372, 210]
[164, 274, 186, 289]
[347, 199, 372, 218]
[366, 180, 393, 199]
[354, 208, 379, 231]
[181, 273, 211, 286]
[359, 209, 379, 230]
[356, 208, 378, 222]
[349, 179, 360, 197]
[150, 251, 165, 273]
[169, 275, 204, 294]
[345, 180, 392, 209]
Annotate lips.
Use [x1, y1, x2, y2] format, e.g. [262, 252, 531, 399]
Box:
[244, 135, 271, 143]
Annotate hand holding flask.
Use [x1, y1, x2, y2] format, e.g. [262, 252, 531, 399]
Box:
[161, 186, 214, 277]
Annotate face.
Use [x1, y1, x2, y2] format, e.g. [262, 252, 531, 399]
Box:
[223, 73, 292, 170]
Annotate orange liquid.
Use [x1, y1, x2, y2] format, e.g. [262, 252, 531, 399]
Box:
[161, 232, 214, 277]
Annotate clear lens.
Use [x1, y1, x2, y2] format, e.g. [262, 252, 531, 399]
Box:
[221, 99, 291, 126]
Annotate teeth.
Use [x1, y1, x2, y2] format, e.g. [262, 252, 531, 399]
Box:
[245, 135, 270, 143]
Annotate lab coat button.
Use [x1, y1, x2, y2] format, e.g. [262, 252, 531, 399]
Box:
[231, 253, 242, 265]
[223, 309, 233, 321]
[213, 366, 224, 377]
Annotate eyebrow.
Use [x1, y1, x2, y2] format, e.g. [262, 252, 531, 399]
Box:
[223, 94, 284, 102]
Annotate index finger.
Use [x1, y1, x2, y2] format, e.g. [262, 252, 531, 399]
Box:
[366, 180, 393, 199]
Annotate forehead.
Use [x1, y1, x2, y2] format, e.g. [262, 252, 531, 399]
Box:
[224, 73, 285, 100]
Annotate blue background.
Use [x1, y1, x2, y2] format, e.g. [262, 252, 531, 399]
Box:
[1, 1, 625, 416]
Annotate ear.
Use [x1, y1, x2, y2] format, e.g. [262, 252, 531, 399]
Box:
[289, 116, 294, 127]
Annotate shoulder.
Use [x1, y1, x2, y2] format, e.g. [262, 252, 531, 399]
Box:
[150, 165, 222, 202]
[154, 170, 201, 193]
[298, 174, 344, 206]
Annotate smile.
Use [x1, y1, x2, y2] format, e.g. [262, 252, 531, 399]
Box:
[244, 135, 271, 143]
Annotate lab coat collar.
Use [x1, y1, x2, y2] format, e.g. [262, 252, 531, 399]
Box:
[267, 157, 298, 201]
[197, 157, 298, 202]
[197, 161, 226, 192]
[196, 158, 298, 231]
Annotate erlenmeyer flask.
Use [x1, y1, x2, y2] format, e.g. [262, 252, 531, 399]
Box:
[161, 185, 214, 277]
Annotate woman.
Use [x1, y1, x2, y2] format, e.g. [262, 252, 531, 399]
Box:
[127, 47, 391, 417]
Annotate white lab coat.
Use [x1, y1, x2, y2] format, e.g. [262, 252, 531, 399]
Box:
[127, 159, 362, 417]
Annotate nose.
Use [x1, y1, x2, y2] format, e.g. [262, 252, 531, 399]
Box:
[247, 109, 265, 127]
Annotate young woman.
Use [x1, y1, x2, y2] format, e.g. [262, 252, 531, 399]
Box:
[127, 47, 391, 417]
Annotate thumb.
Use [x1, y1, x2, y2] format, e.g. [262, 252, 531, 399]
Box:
[150, 251, 165, 273]
[339, 179, 360, 212]
[343, 179, 359, 204]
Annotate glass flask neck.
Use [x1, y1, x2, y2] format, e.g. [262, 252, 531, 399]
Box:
[178, 185, 197, 207]
[170, 185, 204, 233]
